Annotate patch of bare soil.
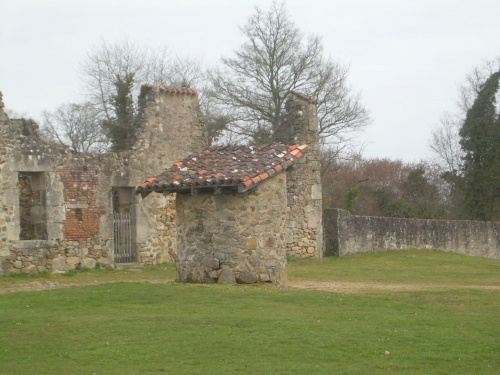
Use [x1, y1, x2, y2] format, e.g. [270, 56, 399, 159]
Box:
[1, 279, 499, 295]
[287, 281, 500, 294]
[0, 279, 173, 295]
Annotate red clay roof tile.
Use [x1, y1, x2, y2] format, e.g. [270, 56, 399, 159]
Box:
[137, 143, 309, 194]
[258, 172, 269, 180]
[251, 176, 262, 184]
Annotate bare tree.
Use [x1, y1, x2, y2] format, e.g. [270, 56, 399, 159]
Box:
[457, 56, 500, 114]
[429, 57, 500, 174]
[42, 103, 108, 153]
[429, 112, 463, 174]
[322, 156, 446, 219]
[81, 39, 204, 150]
[207, 1, 370, 145]
[428, 57, 500, 219]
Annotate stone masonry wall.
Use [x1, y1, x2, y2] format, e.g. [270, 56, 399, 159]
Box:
[0, 131, 113, 274]
[0, 88, 206, 275]
[176, 174, 288, 285]
[274, 93, 323, 258]
[132, 86, 206, 263]
[324, 208, 500, 259]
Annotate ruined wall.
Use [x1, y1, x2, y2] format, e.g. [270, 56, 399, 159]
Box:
[0, 116, 113, 274]
[0, 87, 206, 275]
[274, 93, 323, 258]
[132, 85, 206, 263]
[324, 208, 500, 259]
[176, 174, 288, 285]
[59, 165, 101, 241]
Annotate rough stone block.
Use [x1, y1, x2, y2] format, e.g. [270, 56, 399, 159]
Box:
[0, 247, 10, 256]
[218, 269, 236, 285]
[22, 264, 37, 274]
[246, 238, 257, 250]
[37, 265, 47, 273]
[66, 256, 80, 270]
[202, 257, 220, 269]
[51, 257, 68, 273]
[236, 270, 258, 284]
[259, 273, 270, 282]
[307, 212, 320, 229]
[214, 253, 227, 261]
[81, 258, 96, 269]
[208, 269, 221, 279]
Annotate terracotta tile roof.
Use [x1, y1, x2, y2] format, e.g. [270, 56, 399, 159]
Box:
[142, 84, 198, 96]
[137, 143, 309, 196]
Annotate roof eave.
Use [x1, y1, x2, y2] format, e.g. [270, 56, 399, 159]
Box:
[138, 182, 260, 198]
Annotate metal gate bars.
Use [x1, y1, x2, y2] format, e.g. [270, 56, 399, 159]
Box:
[113, 211, 135, 262]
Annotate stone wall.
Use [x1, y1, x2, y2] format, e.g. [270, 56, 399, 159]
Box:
[176, 174, 288, 285]
[274, 93, 323, 258]
[324, 208, 500, 259]
[0, 87, 205, 275]
[129, 86, 206, 264]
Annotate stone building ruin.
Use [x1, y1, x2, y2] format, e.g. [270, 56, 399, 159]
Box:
[137, 143, 310, 285]
[2, 82, 494, 280]
[0, 88, 324, 279]
[0, 87, 206, 274]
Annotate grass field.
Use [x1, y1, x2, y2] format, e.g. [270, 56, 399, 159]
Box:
[0, 250, 498, 374]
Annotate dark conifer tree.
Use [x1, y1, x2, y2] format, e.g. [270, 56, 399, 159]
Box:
[459, 71, 500, 220]
[102, 73, 136, 151]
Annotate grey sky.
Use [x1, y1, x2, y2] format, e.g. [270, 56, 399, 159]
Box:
[1, 0, 498, 161]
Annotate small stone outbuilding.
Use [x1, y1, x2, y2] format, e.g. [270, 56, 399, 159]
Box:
[137, 144, 309, 285]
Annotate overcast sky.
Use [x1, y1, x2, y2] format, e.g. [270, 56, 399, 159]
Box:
[1, 0, 498, 161]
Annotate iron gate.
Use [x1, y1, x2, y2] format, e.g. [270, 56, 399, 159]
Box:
[113, 211, 135, 262]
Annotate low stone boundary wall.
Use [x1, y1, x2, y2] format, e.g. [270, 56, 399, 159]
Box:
[324, 209, 499, 259]
[0, 239, 112, 275]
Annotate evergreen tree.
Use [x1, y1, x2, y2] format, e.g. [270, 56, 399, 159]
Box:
[102, 73, 136, 151]
[459, 71, 500, 220]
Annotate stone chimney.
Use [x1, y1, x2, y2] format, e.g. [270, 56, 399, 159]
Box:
[131, 85, 207, 176]
[274, 92, 323, 258]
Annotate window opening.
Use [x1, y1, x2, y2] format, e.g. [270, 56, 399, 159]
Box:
[18, 172, 47, 240]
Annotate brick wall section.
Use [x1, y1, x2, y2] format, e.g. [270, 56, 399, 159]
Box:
[274, 93, 323, 258]
[324, 208, 500, 259]
[59, 165, 101, 240]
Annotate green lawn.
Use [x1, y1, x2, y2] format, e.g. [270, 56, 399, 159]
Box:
[288, 250, 500, 286]
[0, 250, 499, 374]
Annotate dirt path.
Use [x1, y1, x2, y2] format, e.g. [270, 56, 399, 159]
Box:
[287, 281, 500, 294]
[0, 279, 174, 295]
[2, 279, 499, 295]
